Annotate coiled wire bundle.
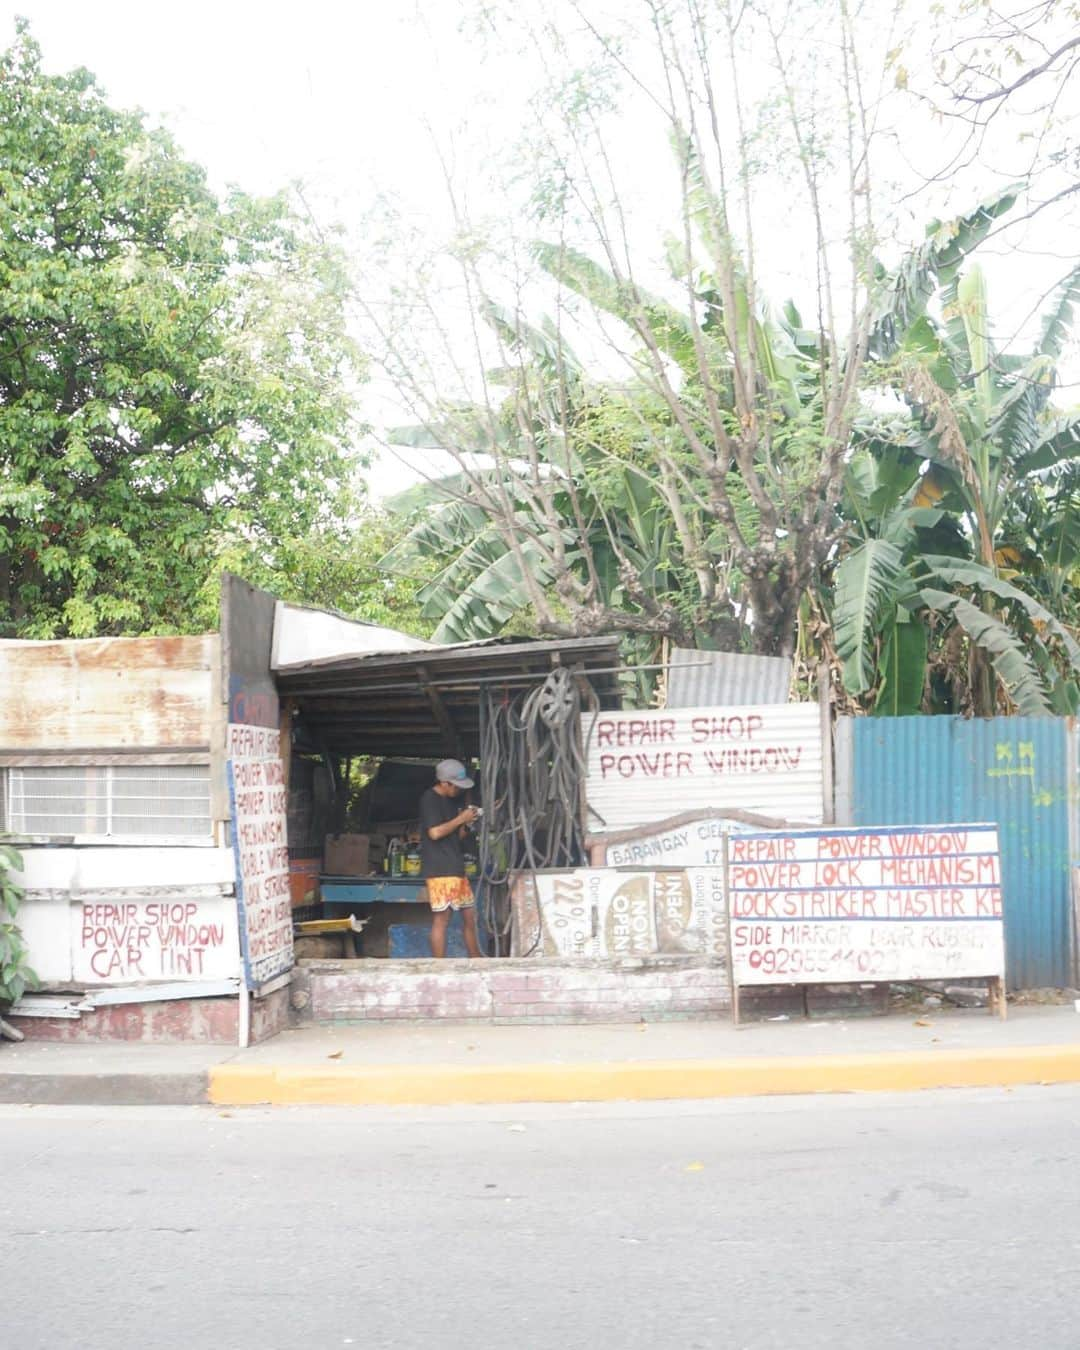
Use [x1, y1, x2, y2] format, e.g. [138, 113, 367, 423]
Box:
[477, 666, 596, 955]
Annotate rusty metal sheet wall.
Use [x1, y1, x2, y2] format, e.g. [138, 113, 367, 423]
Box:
[583, 703, 824, 833]
[851, 716, 1073, 989]
[665, 649, 792, 708]
[0, 635, 216, 751]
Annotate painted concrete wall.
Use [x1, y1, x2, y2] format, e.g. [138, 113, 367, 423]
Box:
[292, 956, 731, 1024]
[15, 986, 290, 1045]
[14, 846, 241, 988]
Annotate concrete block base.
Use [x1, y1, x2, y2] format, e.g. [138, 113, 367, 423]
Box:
[11, 987, 290, 1045]
[292, 956, 731, 1025]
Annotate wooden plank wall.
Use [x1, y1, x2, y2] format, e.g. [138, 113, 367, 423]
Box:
[0, 635, 218, 752]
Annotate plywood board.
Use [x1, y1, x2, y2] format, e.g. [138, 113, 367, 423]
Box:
[227, 724, 294, 989]
[728, 824, 1005, 985]
[511, 867, 727, 961]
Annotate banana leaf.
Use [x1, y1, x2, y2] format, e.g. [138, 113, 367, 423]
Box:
[834, 538, 908, 694]
[873, 617, 928, 716]
[919, 587, 1051, 715]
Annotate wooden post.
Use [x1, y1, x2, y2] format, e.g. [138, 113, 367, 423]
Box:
[278, 697, 294, 792]
[573, 665, 595, 861]
[818, 663, 835, 825]
[723, 828, 741, 1028]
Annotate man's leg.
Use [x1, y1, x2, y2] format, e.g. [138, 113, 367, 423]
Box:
[430, 907, 450, 958]
[461, 905, 482, 959]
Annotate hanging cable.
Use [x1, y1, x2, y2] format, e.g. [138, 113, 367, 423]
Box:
[477, 666, 597, 955]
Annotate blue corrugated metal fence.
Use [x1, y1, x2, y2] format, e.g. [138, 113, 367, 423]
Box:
[850, 716, 1073, 989]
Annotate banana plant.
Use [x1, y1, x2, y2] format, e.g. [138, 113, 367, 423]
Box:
[380, 157, 1026, 672]
[530, 163, 1023, 659]
[833, 261, 1080, 715]
[380, 309, 692, 652]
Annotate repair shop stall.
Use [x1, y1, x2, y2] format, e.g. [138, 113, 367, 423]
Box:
[511, 702, 828, 967]
[271, 596, 623, 961]
[273, 600, 837, 1024]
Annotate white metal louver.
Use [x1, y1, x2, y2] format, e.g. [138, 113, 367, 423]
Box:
[3, 765, 211, 841]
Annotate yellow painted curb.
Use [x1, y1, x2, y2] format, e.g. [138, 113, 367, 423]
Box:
[208, 1044, 1080, 1107]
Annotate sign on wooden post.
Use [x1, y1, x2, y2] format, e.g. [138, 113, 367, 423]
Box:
[226, 723, 293, 990]
[726, 824, 1006, 1022]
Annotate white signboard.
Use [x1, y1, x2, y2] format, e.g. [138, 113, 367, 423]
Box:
[728, 824, 1004, 986]
[226, 723, 280, 760]
[72, 897, 240, 984]
[584, 704, 824, 832]
[592, 816, 755, 868]
[227, 723, 293, 989]
[512, 867, 727, 961]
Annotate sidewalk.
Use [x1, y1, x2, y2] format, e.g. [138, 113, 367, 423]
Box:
[2, 1005, 1079, 1106]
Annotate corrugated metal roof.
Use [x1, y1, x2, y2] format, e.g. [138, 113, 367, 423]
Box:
[277, 634, 624, 760]
[583, 703, 824, 832]
[666, 649, 792, 708]
[851, 715, 1073, 989]
[271, 600, 439, 671]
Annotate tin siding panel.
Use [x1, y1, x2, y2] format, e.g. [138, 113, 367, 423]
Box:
[584, 703, 823, 832]
[0, 635, 216, 750]
[834, 717, 855, 825]
[851, 716, 1071, 988]
[666, 650, 792, 708]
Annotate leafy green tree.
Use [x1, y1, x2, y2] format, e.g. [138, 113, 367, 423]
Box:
[832, 261, 1080, 716]
[208, 497, 439, 638]
[0, 23, 362, 638]
[369, 1, 1019, 663]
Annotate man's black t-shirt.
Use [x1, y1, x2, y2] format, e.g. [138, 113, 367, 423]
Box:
[419, 787, 466, 879]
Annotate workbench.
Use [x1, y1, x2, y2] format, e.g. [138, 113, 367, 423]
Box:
[318, 875, 488, 958]
[319, 876, 429, 913]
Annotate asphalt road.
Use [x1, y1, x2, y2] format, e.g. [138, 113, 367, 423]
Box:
[2, 1088, 1078, 1350]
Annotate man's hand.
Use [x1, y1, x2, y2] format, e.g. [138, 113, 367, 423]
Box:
[428, 803, 481, 842]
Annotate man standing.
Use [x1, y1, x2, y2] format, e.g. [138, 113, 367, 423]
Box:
[419, 758, 482, 959]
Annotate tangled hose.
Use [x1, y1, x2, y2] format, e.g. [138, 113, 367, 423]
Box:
[477, 666, 597, 955]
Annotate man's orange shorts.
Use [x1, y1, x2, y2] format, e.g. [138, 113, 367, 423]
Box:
[425, 876, 475, 913]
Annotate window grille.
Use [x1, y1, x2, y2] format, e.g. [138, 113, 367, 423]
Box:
[3, 764, 212, 841]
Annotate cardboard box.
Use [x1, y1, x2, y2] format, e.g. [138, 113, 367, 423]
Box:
[324, 833, 371, 876]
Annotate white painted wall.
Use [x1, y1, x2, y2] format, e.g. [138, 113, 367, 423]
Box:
[13, 846, 235, 893]
[11, 846, 242, 989]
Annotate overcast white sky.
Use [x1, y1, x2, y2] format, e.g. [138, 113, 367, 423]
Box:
[5, 1, 1079, 495]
